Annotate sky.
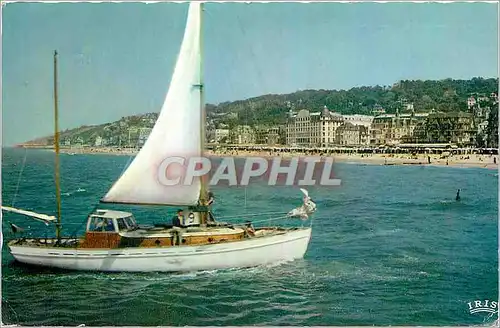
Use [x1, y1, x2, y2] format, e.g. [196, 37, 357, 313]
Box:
[2, 1, 498, 146]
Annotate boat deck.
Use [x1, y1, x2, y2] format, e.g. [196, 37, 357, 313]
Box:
[8, 226, 292, 249]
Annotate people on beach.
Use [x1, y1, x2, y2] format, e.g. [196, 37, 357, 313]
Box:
[70, 146, 498, 169]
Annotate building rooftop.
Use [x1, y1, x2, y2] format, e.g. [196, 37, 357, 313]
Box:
[428, 112, 472, 118]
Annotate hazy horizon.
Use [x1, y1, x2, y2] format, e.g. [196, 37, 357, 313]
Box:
[2, 2, 498, 146]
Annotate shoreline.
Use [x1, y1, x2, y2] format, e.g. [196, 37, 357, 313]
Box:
[205, 150, 498, 170]
[22, 146, 498, 170]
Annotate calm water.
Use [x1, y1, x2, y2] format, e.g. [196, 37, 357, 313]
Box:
[1, 147, 498, 326]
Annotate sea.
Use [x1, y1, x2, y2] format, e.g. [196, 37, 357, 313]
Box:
[1, 147, 498, 326]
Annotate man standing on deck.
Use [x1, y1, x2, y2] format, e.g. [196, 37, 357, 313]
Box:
[172, 209, 184, 227]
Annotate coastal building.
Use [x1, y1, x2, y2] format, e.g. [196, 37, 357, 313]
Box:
[476, 120, 489, 147]
[467, 96, 477, 110]
[254, 126, 268, 145]
[138, 128, 152, 146]
[371, 108, 386, 116]
[94, 136, 103, 147]
[214, 129, 229, 144]
[413, 112, 475, 146]
[266, 127, 281, 145]
[72, 136, 84, 148]
[342, 114, 374, 145]
[343, 114, 374, 128]
[370, 110, 429, 145]
[230, 125, 255, 144]
[255, 126, 282, 145]
[127, 128, 140, 147]
[286, 109, 320, 146]
[491, 92, 499, 104]
[278, 126, 287, 145]
[335, 123, 369, 146]
[286, 107, 376, 147]
[286, 106, 344, 147]
[141, 114, 157, 127]
[64, 138, 71, 147]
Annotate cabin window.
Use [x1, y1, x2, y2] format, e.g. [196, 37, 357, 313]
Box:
[116, 218, 128, 231]
[88, 217, 116, 232]
[124, 216, 138, 229]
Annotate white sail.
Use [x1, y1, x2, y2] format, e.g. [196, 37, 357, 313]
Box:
[102, 2, 203, 206]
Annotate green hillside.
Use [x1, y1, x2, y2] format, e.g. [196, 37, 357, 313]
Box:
[209, 77, 498, 127]
[21, 77, 498, 147]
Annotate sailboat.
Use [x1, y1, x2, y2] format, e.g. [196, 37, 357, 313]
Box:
[2, 2, 315, 272]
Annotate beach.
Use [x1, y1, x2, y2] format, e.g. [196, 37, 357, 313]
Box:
[47, 146, 500, 170]
[207, 149, 498, 169]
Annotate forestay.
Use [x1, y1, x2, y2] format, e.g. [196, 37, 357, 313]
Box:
[101, 2, 203, 206]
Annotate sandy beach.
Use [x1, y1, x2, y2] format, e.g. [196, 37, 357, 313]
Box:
[206, 149, 498, 170]
[52, 146, 499, 170]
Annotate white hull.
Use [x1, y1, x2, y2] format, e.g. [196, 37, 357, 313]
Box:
[9, 228, 311, 272]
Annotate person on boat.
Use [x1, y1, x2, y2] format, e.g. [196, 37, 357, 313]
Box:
[105, 219, 115, 231]
[172, 209, 184, 227]
[93, 220, 104, 231]
[207, 191, 214, 206]
[207, 211, 216, 224]
[245, 221, 255, 237]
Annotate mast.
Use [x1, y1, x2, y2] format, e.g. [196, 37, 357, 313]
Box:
[53, 50, 63, 240]
[198, 2, 208, 221]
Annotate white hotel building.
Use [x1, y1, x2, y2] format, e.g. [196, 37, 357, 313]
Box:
[286, 106, 374, 147]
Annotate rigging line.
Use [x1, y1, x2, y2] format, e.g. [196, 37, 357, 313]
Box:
[244, 187, 247, 213]
[11, 148, 28, 207]
[236, 13, 252, 215]
[216, 210, 286, 219]
[236, 11, 275, 214]
[245, 215, 290, 225]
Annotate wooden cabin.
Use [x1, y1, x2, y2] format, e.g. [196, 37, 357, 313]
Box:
[79, 209, 245, 249]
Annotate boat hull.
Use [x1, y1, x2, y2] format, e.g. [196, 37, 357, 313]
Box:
[8, 228, 311, 272]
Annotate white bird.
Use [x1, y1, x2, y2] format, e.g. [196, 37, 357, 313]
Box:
[288, 188, 316, 220]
